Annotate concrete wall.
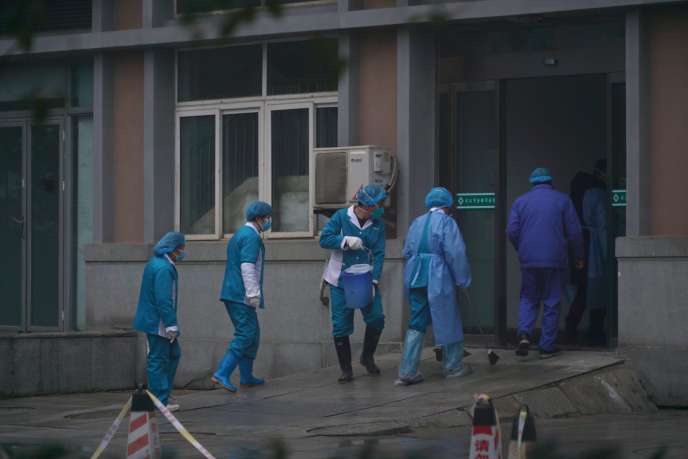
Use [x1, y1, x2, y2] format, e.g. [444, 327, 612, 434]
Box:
[85, 241, 405, 388]
[646, 5, 688, 235]
[0, 332, 139, 396]
[616, 237, 688, 406]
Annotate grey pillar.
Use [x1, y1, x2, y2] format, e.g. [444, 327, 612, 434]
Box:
[338, 33, 359, 146]
[143, 49, 176, 243]
[625, 9, 650, 236]
[396, 27, 437, 234]
[143, 0, 175, 28]
[93, 54, 113, 243]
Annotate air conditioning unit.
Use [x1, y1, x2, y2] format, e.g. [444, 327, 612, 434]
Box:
[314, 145, 397, 212]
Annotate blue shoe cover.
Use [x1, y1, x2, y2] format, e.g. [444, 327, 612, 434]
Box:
[239, 358, 265, 386]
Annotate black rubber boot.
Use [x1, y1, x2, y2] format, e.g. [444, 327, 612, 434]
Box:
[334, 336, 353, 383]
[360, 327, 382, 375]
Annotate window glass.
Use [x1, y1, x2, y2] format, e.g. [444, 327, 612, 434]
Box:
[222, 113, 259, 234]
[268, 40, 339, 95]
[180, 116, 216, 235]
[177, 0, 259, 14]
[316, 107, 337, 148]
[178, 45, 262, 101]
[0, 0, 92, 35]
[71, 61, 93, 108]
[271, 108, 310, 232]
[0, 64, 67, 111]
[73, 116, 93, 330]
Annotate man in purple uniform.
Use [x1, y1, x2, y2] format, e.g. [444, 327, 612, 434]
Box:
[507, 168, 584, 359]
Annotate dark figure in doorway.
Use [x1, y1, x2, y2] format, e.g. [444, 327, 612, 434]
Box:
[582, 160, 610, 345]
[565, 160, 608, 343]
[507, 168, 585, 359]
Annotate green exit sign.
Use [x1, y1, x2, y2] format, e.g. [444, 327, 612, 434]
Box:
[457, 193, 496, 210]
[612, 189, 627, 207]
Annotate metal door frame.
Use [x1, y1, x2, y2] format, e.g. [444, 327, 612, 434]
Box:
[0, 116, 65, 331]
[438, 80, 506, 345]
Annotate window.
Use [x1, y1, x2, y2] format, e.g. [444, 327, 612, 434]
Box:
[0, 0, 92, 35]
[177, 45, 262, 101]
[176, 0, 326, 15]
[179, 115, 217, 236]
[176, 40, 338, 239]
[268, 40, 339, 95]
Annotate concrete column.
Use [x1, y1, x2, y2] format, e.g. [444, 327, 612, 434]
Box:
[143, 49, 176, 243]
[338, 33, 359, 146]
[92, 0, 113, 32]
[396, 27, 436, 233]
[625, 9, 650, 236]
[143, 0, 174, 28]
[93, 54, 114, 243]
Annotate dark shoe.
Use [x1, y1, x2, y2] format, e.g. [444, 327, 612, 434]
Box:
[338, 368, 354, 383]
[539, 348, 562, 359]
[488, 349, 500, 366]
[360, 327, 382, 375]
[516, 334, 530, 357]
[335, 336, 353, 383]
[434, 347, 443, 362]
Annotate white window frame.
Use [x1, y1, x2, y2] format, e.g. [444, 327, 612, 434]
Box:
[220, 105, 265, 239]
[175, 109, 222, 240]
[174, 40, 338, 240]
[265, 101, 315, 239]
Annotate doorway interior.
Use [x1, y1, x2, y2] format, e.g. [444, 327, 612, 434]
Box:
[437, 16, 627, 348]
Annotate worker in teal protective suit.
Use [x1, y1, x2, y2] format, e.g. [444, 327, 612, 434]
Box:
[133, 231, 187, 410]
[319, 185, 387, 383]
[582, 160, 609, 344]
[396, 188, 472, 386]
[212, 201, 272, 392]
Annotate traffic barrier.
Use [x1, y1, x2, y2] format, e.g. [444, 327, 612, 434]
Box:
[507, 405, 536, 459]
[90, 385, 217, 459]
[127, 386, 161, 459]
[469, 394, 502, 459]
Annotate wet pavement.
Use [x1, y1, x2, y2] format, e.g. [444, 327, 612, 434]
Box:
[1, 348, 686, 458]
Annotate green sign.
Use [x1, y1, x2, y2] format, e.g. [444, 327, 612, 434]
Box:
[612, 189, 627, 207]
[457, 193, 496, 210]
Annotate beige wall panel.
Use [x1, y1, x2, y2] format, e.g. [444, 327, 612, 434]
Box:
[111, 52, 145, 242]
[647, 6, 688, 235]
[357, 31, 397, 152]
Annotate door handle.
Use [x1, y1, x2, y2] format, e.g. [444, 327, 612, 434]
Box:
[11, 216, 25, 239]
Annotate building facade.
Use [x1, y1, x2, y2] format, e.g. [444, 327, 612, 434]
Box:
[1, 0, 687, 405]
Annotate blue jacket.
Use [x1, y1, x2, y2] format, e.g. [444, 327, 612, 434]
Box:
[403, 209, 471, 345]
[583, 187, 608, 279]
[507, 184, 584, 269]
[319, 206, 385, 287]
[219, 224, 266, 307]
[133, 255, 179, 335]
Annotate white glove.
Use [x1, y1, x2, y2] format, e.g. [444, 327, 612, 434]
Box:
[344, 236, 364, 250]
[165, 326, 179, 342]
[247, 296, 261, 308]
[372, 281, 379, 299]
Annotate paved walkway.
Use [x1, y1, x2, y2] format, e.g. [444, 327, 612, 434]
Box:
[1, 349, 686, 458]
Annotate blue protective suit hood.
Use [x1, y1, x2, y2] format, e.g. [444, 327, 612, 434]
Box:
[424, 187, 453, 209]
[529, 167, 553, 185]
[356, 185, 387, 207]
[245, 201, 273, 222]
[154, 231, 186, 257]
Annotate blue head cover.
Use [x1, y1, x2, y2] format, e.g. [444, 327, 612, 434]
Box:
[245, 200, 273, 221]
[153, 231, 186, 257]
[425, 187, 453, 209]
[529, 167, 553, 185]
[356, 185, 387, 207]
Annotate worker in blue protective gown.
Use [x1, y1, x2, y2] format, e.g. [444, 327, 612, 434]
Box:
[582, 160, 609, 344]
[212, 201, 272, 392]
[507, 168, 584, 359]
[395, 187, 472, 386]
[319, 185, 387, 383]
[133, 231, 187, 411]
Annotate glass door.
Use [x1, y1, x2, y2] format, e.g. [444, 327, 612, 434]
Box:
[0, 121, 63, 330]
[448, 82, 502, 337]
[0, 125, 25, 329]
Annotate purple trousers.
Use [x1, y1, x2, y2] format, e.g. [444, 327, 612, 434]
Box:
[518, 268, 563, 352]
